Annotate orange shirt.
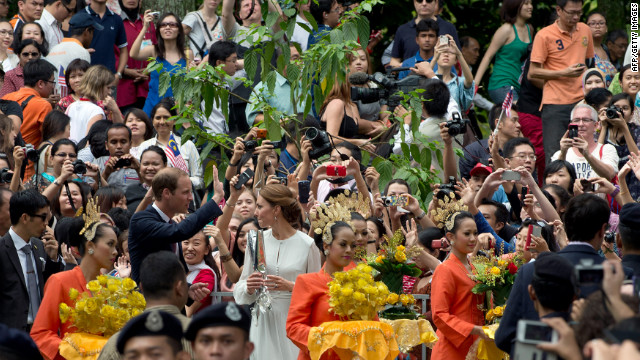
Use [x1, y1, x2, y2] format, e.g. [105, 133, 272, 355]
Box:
[430, 255, 485, 360]
[31, 266, 88, 360]
[530, 21, 594, 106]
[2, 87, 52, 179]
[286, 267, 342, 360]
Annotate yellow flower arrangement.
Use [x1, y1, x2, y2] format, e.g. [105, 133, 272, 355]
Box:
[58, 276, 145, 337]
[327, 263, 390, 320]
[485, 305, 506, 323]
[386, 293, 399, 305]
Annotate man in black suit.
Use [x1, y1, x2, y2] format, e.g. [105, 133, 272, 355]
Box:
[129, 167, 223, 283]
[495, 193, 612, 355]
[0, 189, 61, 332]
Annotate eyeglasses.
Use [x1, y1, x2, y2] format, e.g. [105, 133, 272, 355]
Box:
[587, 21, 606, 27]
[62, 3, 73, 14]
[21, 51, 39, 58]
[511, 153, 537, 161]
[415, 0, 435, 3]
[44, 79, 56, 85]
[30, 213, 48, 222]
[159, 22, 179, 29]
[54, 152, 77, 159]
[0, 30, 13, 37]
[571, 118, 595, 124]
[561, 8, 583, 17]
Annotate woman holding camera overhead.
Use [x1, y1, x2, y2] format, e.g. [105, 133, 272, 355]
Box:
[137, 98, 203, 190]
[233, 183, 321, 360]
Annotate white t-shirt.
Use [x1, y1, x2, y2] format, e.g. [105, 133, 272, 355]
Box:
[66, 100, 105, 143]
[291, 14, 311, 51]
[551, 144, 619, 179]
[183, 11, 225, 59]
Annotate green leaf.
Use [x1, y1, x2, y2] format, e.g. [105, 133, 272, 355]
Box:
[266, 11, 279, 28]
[245, 50, 258, 80]
[264, 41, 275, 69]
[277, 54, 286, 74]
[355, 16, 370, 50]
[329, 28, 343, 44]
[342, 22, 358, 42]
[319, 53, 332, 80]
[421, 147, 431, 169]
[303, 10, 317, 32]
[203, 162, 213, 187]
[202, 84, 214, 118]
[158, 72, 171, 97]
[265, 70, 277, 94]
[375, 159, 393, 186]
[283, 8, 296, 17]
[313, 84, 324, 115]
[266, 112, 282, 140]
[435, 149, 443, 169]
[361, 2, 372, 12]
[286, 63, 300, 86]
[200, 141, 216, 165]
[410, 144, 420, 162]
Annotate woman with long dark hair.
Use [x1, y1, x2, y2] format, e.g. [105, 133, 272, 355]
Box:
[37, 110, 70, 176]
[124, 108, 154, 158]
[130, 10, 187, 116]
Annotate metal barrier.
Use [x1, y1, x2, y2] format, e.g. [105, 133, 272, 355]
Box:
[211, 292, 431, 360]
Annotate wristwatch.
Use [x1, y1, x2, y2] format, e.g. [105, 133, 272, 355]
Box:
[115, 72, 122, 79]
[415, 210, 427, 220]
[610, 184, 621, 198]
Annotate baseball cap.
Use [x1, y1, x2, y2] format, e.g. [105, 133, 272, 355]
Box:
[69, 12, 104, 31]
[470, 163, 492, 177]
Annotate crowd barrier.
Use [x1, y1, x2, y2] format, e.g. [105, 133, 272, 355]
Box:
[211, 292, 431, 360]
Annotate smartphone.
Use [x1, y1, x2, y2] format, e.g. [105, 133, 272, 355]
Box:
[256, 129, 267, 139]
[580, 179, 594, 192]
[298, 180, 311, 204]
[439, 35, 448, 45]
[521, 186, 529, 206]
[517, 320, 558, 344]
[326, 165, 346, 177]
[501, 170, 521, 181]
[431, 238, 449, 249]
[234, 168, 254, 190]
[568, 124, 579, 139]
[382, 195, 409, 207]
[526, 224, 542, 250]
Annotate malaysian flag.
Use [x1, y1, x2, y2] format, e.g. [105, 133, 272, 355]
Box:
[165, 133, 189, 173]
[502, 87, 514, 118]
[58, 65, 68, 98]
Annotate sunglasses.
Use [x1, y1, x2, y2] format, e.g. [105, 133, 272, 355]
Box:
[415, 0, 435, 3]
[21, 51, 39, 57]
[159, 22, 179, 29]
[30, 213, 48, 222]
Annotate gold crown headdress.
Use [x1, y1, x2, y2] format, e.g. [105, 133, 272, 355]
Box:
[430, 194, 468, 231]
[325, 190, 371, 219]
[312, 202, 353, 244]
[79, 197, 101, 242]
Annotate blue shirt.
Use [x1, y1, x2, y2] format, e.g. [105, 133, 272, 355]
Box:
[307, 24, 332, 48]
[391, 16, 460, 62]
[245, 72, 305, 126]
[85, 6, 127, 73]
[398, 51, 456, 79]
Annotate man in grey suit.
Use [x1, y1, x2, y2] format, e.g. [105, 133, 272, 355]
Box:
[0, 189, 61, 332]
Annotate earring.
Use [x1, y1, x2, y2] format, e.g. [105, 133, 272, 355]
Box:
[324, 249, 329, 256]
[274, 216, 278, 222]
[88, 249, 94, 255]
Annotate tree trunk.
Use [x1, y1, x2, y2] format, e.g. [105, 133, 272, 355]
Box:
[141, 0, 199, 19]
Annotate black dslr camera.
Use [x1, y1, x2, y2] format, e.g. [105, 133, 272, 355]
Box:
[72, 159, 86, 175]
[22, 144, 38, 162]
[0, 167, 12, 183]
[436, 176, 459, 201]
[446, 112, 468, 136]
[305, 127, 332, 160]
[605, 105, 622, 120]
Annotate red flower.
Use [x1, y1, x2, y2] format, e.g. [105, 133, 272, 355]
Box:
[507, 263, 518, 275]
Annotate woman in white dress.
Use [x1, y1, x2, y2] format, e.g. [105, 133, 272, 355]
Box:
[233, 183, 321, 360]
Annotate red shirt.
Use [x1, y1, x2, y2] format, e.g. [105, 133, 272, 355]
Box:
[115, 14, 157, 107]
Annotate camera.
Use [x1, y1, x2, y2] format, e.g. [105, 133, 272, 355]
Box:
[0, 167, 12, 183]
[604, 231, 616, 243]
[72, 159, 86, 175]
[382, 195, 408, 207]
[114, 157, 132, 169]
[273, 176, 287, 185]
[514, 320, 559, 360]
[501, 170, 521, 181]
[436, 176, 458, 201]
[605, 105, 622, 120]
[305, 127, 332, 160]
[575, 259, 604, 286]
[256, 129, 267, 139]
[242, 140, 258, 152]
[580, 178, 594, 192]
[349, 72, 422, 109]
[446, 112, 468, 136]
[568, 124, 579, 139]
[431, 238, 449, 249]
[22, 144, 38, 162]
[235, 168, 254, 190]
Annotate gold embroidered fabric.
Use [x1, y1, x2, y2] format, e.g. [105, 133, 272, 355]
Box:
[308, 321, 399, 360]
[59, 333, 108, 360]
[379, 318, 438, 353]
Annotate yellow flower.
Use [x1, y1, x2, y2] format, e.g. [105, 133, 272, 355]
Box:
[375, 255, 385, 264]
[122, 278, 137, 291]
[59, 303, 71, 323]
[356, 263, 373, 274]
[396, 245, 405, 252]
[341, 287, 354, 297]
[68, 288, 79, 301]
[130, 308, 143, 317]
[353, 291, 366, 302]
[97, 275, 108, 286]
[107, 279, 120, 293]
[497, 260, 506, 267]
[395, 251, 407, 263]
[100, 305, 115, 318]
[86, 280, 101, 293]
[493, 306, 504, 317]
[490, 266, 501, 275]
[118, 298, 130, 308]
[400, 294, 414, 306]
[386, 293, 399, 304]
[75, 300, 86, 312]
[486, 309, 495, 322]
[85, 298, 99, 314]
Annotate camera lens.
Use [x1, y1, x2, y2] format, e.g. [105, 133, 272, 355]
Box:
[306, 128, 318, 141]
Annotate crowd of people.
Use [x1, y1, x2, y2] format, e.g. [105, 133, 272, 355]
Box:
[0, 0, 638, 359]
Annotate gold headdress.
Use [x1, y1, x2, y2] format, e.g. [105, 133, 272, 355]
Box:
[430, 193, 468, 231]
[79, 197, 101, 242]
[325, 190, 371, 219]
[312, 202, 353, 244]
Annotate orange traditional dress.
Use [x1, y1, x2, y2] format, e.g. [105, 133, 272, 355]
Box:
[31, 266, 88, 360]
[286, 265, 342, 360]
[430, 255, 484, 360]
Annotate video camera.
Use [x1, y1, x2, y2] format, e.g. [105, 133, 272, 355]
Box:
[349, 71, 422, 109]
